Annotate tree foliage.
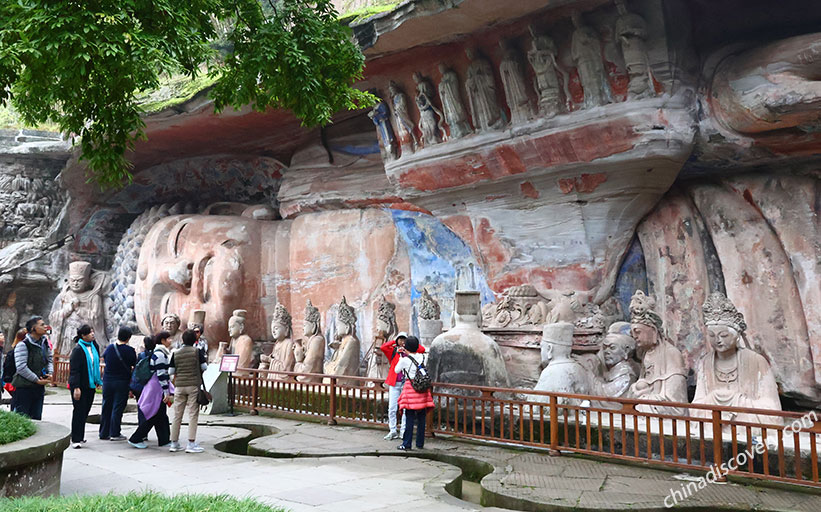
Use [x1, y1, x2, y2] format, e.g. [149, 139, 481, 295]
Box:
[0, 0, 374, 189]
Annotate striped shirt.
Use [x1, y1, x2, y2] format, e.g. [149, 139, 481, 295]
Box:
[150, 345, 171, 395]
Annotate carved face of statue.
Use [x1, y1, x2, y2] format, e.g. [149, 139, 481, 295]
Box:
[162, 316, 180, 335]
[630, 323, 657, 352]
[5, 291, 16, 308]
[303, 320, 317, 337]
[271, 322, 288, 341]
[335, 317, 351, 337]
[228, 319, 244, 338]
[602, 335, 629, 368]
[376, 318, 390, 336]
[68, 274, 89, 293]
[706, 324, 739, 356]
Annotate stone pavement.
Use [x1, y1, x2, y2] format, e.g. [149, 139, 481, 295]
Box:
[38, 388, 821, 511]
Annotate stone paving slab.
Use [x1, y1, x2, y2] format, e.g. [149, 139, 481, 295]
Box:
[32, 389, 821, 511]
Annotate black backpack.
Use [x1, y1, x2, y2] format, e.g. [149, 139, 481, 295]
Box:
[405, 355, 432, 393]
[3, 349, 17, 384]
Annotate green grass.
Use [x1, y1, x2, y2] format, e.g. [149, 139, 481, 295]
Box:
[0, 410, 36, 446]
[0, 492, 288, 512]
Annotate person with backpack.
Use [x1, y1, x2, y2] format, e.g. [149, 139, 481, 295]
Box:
[12, 316, 52, 420]
[393, 336, 433, 451]
[130, 335, 155, 400]
[99, 326, 137, 441]
[128, 331, 173, 449]
[68, 324, 102, 448]
[3, 329, 27, 402]
[167, 329, 208, 453]
[380, 332, 427, 441]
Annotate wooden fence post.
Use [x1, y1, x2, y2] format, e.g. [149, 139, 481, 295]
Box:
[250, 371, 259, 416]
[712, 410, 726, 481]
[328, 377, 338, 425]
[549, 395, 560, 455]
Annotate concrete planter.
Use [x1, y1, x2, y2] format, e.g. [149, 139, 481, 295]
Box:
[0, 421, 70, 497]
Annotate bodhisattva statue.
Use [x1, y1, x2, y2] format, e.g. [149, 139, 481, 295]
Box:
[324, 296, 361, 382]
[437, 64, 473, 139]
[294, 299, 325, 382]
[161, 312, 182, 347]
[570, 10, 611, 109]
[692, 292, 782, 425]
[50, 261, 109, 355]
[532, 322, 591, 406]
[590, 321, 638, 409]
[527, 25, 564, 117]
[498, 40, 533, 124]
[627, 290, 688, 415]
[614, 0, 654, 99]
[366, 297, 398, 383]
[368, 92, 397, 161]
[228, 309, 254, 376]
[389, 81, 418, 155]
[465, 48, 504, 131]
[0, 291, 19, 346]
[413, 72, 445, 146]
[261, 303, 296, 380]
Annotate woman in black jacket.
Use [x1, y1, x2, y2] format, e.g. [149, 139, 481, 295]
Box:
[68, 324, 102, 448]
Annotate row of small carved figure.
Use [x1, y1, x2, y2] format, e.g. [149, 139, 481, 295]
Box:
[369, 1, 656, 159]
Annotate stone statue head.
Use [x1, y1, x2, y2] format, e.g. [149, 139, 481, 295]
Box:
[542, 321, 574, 362]
[454, 291, 481, 327]
[629, 290, 663, 351]
[601, 322, 636, 369]
[465, 47, 476, 60]
[228, 309, 247, 338]
[5, 291, 16, 308]
[271, 303, 292, 341]
[187, 309, 206, 334]
[68, 261, 92, 293]
[437, 63, 448, 75]
[376, 297, 398, 338]
[335, 296, 356, 337]
[529, 25, 557, 54]
[412, 72, 423, 85]
[571, 10, 584, 28]
[703, 292, 748, 354]
[388, 81, 399, 96]
[614, 0, 628, 16]
[303, 299, 321, 337]
[418, 288, 441, 321]
[161, 313, 181, 335]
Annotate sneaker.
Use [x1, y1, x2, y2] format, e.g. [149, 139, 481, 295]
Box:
[397, 445, 411, 451]
[185, 442, 204, 454]
[99, 436, 110, 441]
[110, 435, 127, 441]
[128, 440, 148, 449]
[383, 431, 399, 440]
[71, 442, 82, 449]
[168, 441, 183, 452]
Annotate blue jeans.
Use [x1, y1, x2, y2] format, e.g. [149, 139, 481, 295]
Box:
[401, 408, 426, 449]
[13, 385, 45, 420]
[100, 379, 129, 438]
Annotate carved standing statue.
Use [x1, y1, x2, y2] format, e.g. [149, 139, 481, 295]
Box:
[498, 40, 533, 124]
[294, 299, 326, 382]
[527, 25, 565, 117]
[260, 303, 296, 380]
[50, 261, 109, 355]
[590, 321, 638, 409]
[465, 48, 504, 131]
[388, 81, 418, 155]
[413, 72, 445, 146]
[228, 309, 254, 376]
[570, 11, 611, 109]
[324, 296, 361, 383]
[614, 0, 654, 99]
[437, 64, 473, 139]
[368, 92, 397, 161]
[692, 292, 782, 425]
[161, 312, 182, 347]
[627, 290, 688, 415]
[0, 291, 19, 346]
[366, 297, 398, 383]
[532, 322, 591, 406]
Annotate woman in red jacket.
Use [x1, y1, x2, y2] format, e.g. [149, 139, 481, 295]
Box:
[380, 332, 407, 440]
[394, 336, 433, 450]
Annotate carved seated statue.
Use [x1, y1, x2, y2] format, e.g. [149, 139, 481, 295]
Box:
[532, 322, 591, 406]
[228, 309, 254, 377]
[260, 303, 295, 380]
[50, 261, 109, 355]
[161, 313, 182, 347]
[324, 296, 361, 383]
[428, 291, 510, 393]
[627, 290, 688, 416]
[294, 300, 325, 382]
[366, 297, 397, 382]
[691, 292, 782, 426]
[590, 322, 638, 410]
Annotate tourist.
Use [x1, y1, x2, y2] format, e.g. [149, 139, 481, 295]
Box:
[168, 329, 207, 453]
[380, 331, 426, 440]
[130, 334, 156, 400]
[128, 331, 173, 449]
[192, 326, 208, 356]
[99, 326, 137, 441]
[4, 329, 27, 403]
[11, 316, 52, 420]
[68, 324, 102, 448]
[394, 336, 433, 450]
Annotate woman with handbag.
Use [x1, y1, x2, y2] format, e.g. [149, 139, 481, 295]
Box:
[167, 329, 208, 453]
[68, 324, 102, 449]
[99, 326, 137, 441]
[128, 331, 173, 449]
[394, 336, 434, 451]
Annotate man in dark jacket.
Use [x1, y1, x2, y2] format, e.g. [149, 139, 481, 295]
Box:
[12, 316, 52, 419]
[99, 326, 137, 440]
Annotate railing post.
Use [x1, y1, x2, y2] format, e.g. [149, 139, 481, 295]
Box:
[50, 355, 58, 386]
[250, 370, 259, 416]
[328, 377, 338, 425]
[549, 395, 560, 455]
[712, 410, 726, 482]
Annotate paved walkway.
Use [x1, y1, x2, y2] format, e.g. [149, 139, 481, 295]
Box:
[39, 388, 821, 511]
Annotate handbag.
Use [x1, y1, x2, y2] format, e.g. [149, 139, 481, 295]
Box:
[196, 385, 212, 407]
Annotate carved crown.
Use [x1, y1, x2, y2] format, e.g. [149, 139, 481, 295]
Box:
[377, 297, 396, 325]
[702, 292, 747, 334]
[337, 296, 356, 325]
[629, 290, 663, 332]
[418, 288, 441, 320]
[271, 303, 292, 329]
[304, 299, 320, 324]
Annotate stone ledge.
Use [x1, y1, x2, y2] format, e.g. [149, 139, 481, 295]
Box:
[0, 421, 69, 497]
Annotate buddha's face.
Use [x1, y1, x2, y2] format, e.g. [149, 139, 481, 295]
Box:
[136, 215, 263, 345]
[602, 335, 629, 368]
[162, 317, 180, 335]
[228, 319, 243, 338]
[271, 322, 289, 341]
[630, 323, 657, 351]
[6, 292, 16, 308]
[303, 320, 317, 337]
[335, 318, 351, 337]
[68, 274, 89, 293]
[376, 318, 390, 335]
[707, 324, 739, 356]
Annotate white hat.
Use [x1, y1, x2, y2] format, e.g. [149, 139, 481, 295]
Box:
[542, 322, 574, 346]
[397, 331, 408, 338]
